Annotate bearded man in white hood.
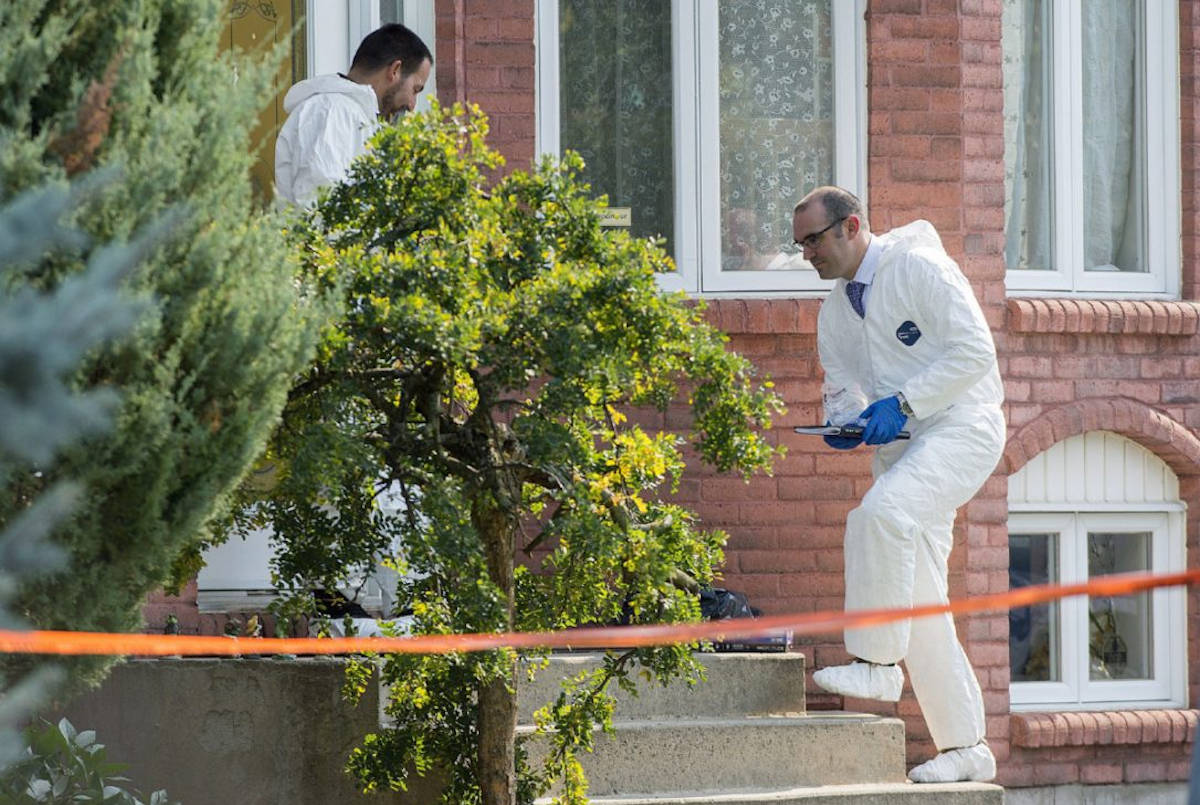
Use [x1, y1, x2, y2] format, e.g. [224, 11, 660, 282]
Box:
[794, 186, 1006, 784]
[274, 23, 432, 208]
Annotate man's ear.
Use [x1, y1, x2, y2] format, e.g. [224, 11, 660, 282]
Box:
[845, 215, 861, 238]
[389, 59, 405, 81]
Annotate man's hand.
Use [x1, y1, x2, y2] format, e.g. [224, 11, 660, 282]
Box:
[860, 396, 908, 445]
[823, 433, 862, 450]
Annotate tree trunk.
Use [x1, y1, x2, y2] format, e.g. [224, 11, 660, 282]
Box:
[478, 667, 518, 805]
[474, 495, 518, 805]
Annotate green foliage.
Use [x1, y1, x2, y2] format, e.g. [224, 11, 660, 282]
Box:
[0, 180, 156, 768]
[1, 718, 176, 804]
[0, 0, 323, 692]
[250, 103, 782, 804]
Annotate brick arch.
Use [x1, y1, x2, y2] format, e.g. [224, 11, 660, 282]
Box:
[1003, 399, 1200, 479]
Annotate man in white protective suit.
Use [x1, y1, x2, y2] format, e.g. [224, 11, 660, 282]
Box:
[274, 23, 432, 208]
[793, 186, 1006, 784]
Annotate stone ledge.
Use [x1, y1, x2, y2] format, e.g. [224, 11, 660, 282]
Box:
[1010, 709, 1200, 748]
[1007, 298, 1200, 335]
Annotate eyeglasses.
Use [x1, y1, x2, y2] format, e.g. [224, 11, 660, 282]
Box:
[788, 216, 847, 254]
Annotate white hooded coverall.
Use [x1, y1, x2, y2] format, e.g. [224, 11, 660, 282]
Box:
[817, 220, 1006, 751]
[274, 74, 381, 208]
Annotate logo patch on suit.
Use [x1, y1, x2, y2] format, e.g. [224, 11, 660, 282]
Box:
[896, 320, 922, 346]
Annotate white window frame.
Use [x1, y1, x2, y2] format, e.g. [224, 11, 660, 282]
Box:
[1004, 0, 1181, 298]
[535, 0, 867, 297]
[1008, 509, 1187, 711]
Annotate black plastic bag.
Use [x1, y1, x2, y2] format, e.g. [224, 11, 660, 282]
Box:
[699, 587, 761, 620]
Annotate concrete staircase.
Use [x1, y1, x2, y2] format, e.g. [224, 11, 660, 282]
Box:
[519, 652, 1003, 805]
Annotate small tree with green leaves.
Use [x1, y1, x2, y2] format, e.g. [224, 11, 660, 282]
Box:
[247, 103, 782, 805]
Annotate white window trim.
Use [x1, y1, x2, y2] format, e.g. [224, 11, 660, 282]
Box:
[308, 1, 438, 108]
[1005, 0, 1180, 299]
[1009, 510, 1187, 711]
[535, 0, 867, 297]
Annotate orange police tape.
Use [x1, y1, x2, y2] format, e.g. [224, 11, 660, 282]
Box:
[1, 568, 1197, 658]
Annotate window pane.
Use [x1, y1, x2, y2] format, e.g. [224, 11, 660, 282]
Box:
[1088, 531, 1152, 680]
[1082, 0, 1144, 273]
[718, 0, 832, 272]
[1001, 0, 1053, 272]
[1009, 532, 1060, 682]
[559, 2, 674, 251]
[380, 1, 405, 24]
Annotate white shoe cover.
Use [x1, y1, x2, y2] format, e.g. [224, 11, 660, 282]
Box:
[908, 742, 996, 783]
[812, 661, 904, 702]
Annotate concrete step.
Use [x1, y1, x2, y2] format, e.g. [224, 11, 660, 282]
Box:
[518, 651, 807, 723]
[520, 712, 906, 797]
[544, 782, 1003, 804]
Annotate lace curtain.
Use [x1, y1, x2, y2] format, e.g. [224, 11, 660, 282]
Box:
[558, 1, 834, 271]
[719, 0, 833, 271]
[1003, 0, 1144, 274]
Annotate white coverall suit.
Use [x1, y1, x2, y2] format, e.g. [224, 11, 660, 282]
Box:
[274, 74, 381, 208]
[817, 220, 1006, 751]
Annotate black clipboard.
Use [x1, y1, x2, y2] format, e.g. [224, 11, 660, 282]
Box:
[793, 424, 911, 440]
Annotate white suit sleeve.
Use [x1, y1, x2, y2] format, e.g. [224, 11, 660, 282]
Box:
[286, 102, 364, 208]
[898, 252, 998, 418]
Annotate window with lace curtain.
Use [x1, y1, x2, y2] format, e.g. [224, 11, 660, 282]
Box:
[536, 1, 866, 295]
[1001, 0, 1180, 297]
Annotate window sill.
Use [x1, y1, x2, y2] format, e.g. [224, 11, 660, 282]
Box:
[1010, 709, 1200, 748]
[1007, 299, 1200, 335]
[700, 298, 821, 335]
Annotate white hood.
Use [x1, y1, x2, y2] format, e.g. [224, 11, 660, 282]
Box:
[282, 74, 378, 118]
[876, 219, 946, 261]
[274, 75, 381, 207]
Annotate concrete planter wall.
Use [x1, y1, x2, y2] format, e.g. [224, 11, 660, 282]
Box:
[59, 658, 437, 805]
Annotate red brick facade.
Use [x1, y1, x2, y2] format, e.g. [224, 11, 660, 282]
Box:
[422, 0, 1200, 787]
[145, 0, 1200, 790]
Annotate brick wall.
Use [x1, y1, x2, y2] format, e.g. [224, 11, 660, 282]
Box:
[685, 0, 1200, 782]
[146, 0, 1200, 789]
[991, 0, 1200, 785]
[421, 0, 1200, 784]
[436, 0, 536, 172]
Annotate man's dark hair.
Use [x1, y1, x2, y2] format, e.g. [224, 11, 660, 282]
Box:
[351, 23, 432, 75]
[794, 186, 868, 229]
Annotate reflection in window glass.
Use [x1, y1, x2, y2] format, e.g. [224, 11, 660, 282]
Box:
[719, 0, 832, 272]
[1001, 0, 1053, 272]
[1088, 531, 1152, 680]
[559, 2, 674, 251]
[1009, 533, 1060, 682]
[1081, 0, 1144, 273]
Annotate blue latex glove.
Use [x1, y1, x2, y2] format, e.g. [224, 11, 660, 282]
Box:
[823, 420, 862, 450]
[860, 396, 908, 445]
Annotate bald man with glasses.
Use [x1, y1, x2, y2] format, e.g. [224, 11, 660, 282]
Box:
[792, 186, 1006, 784]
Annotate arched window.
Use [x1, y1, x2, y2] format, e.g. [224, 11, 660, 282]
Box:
[1008, 431, 1186, 710]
